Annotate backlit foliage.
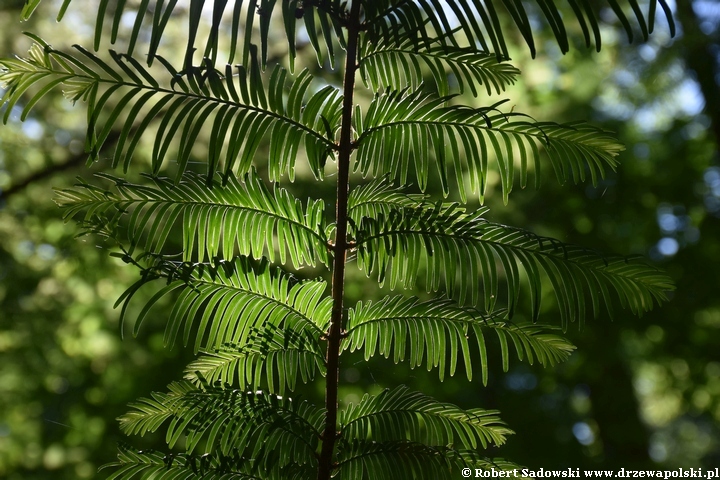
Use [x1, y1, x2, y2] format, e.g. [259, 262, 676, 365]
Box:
[1, 1, 674, 478]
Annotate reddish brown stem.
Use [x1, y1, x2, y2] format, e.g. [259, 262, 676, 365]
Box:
[316, 1, 362, 479]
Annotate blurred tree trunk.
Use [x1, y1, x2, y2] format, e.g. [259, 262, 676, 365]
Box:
[676, 0, 720, 148]
[578, 327, 652, 468]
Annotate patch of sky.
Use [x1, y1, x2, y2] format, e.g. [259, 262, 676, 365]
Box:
[631, 78, 704, 133]
[590, 5, 703, 133]
[693, 0, 720, 35]
[22, 118, 44, 140]
[438, 2, 461, 29]
[657, 204, 683, 234]
[120, 11, 137, 30]
[649, 437, 668, 462]
[614, 69, 636, 89]
[638, 44, 658, 63]
[63, 11, 94, 38]
[297, 24, 310, 45]
[651, 203, 700, 259]
[572, 422, 595, 446]
[675, 79, 705, 116]
[592, 93, 635, 121]
[657, 237, 679, 257]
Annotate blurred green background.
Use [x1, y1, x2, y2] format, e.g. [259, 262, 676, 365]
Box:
[1, 1, 718, 478]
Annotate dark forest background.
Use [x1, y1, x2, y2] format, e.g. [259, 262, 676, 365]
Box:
[0, 1, 719, 477]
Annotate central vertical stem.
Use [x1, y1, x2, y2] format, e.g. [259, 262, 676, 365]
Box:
[317, 1, 362, 479]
